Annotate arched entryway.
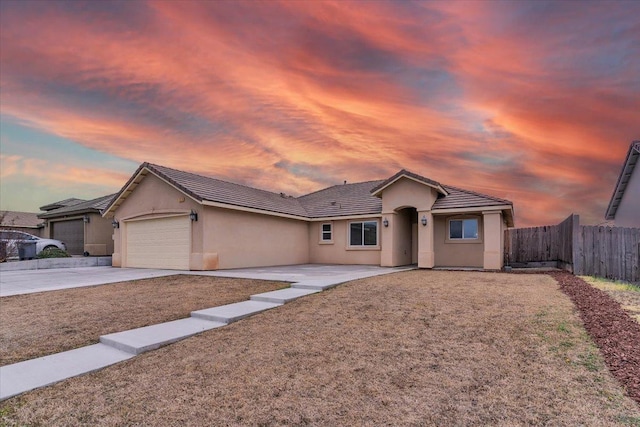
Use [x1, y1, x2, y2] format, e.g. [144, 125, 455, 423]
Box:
[395, 207, 418, 266]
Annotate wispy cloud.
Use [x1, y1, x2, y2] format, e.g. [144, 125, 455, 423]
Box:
[0, 0, 638, 225]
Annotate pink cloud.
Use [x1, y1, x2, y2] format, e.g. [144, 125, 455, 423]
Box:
[0, 1, 637, 225]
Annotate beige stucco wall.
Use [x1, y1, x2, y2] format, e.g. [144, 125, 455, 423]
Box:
[380, 178, 438, 212]
[204, 206, 309, 269]
[615, 167, 640, 227]
[84, 213, 114, 256]
[433, 214, 484, 268]
[309, 219, 381, 265]
[110, 173, 203, 269]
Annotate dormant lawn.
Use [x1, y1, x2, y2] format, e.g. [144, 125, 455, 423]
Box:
[1, 270, 639, 425]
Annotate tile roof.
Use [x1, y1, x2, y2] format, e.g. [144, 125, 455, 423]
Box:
[298, 180, 385, 218]
[0, 211, 43, 228]
[104, 163, 514, 222]
[371, 169, 447, 195]
[39, 198, 86, 211]
[433, 185, 513, 210]
[39, 194, 116, 219]
[146, 164, 310, 218]
[606, 141, 640, 220]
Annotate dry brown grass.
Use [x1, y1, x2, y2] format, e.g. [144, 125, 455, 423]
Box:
[0, 275, 288, 366]
[2, 270, 639, 426]
[581, 276, 640, 323]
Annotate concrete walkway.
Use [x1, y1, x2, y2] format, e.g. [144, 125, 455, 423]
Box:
[0, 264, 413, 400]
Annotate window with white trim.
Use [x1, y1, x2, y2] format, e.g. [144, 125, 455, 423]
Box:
[349, 221, 378, 246]
[321, 223, 332, 242]
[449, 218, 478, 240]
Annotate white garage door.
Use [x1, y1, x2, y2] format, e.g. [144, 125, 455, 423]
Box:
[125, 216, 190, 270]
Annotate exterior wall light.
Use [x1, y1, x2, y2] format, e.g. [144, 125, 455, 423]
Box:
[383, 218, 389, 227]
[421, 215, 428, 226]
[190, 210, 198, 222]
[112, 219, 120, 229]
[83, 214, 90, 223]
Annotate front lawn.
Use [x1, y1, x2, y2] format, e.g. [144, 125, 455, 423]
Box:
[1, 271, 638, 425]
[0, 275, 288, 366]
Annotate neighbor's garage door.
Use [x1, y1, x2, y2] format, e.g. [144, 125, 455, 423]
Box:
[125, 215, 190, 270]
[52, 219, 84, 255]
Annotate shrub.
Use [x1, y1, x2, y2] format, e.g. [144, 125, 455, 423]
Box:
[37, 248, 71, 259]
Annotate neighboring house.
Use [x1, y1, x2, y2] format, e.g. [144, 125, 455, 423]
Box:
[0, 211, 44, 236]
[103, 163, 514, 271]
[605, 141, 640, 227]
[38, 194, 116, 256]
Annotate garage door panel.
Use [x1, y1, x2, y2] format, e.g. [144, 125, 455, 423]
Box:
[52, 220, 84, 255]
[125, 216, 190, 270]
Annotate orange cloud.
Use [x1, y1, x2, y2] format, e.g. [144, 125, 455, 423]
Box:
[0, 1, 637, 225]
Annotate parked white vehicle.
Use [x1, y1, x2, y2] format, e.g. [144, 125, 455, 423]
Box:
[0, 230, 67, 260]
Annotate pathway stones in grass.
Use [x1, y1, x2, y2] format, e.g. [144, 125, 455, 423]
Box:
[250, 288, 320, 304]
[191, 300, 281, 324]
[99, 318, 225, 355]
[0, 344, 134, 400]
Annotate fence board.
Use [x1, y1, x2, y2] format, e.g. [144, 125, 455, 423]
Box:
[505, 215, 640, 283]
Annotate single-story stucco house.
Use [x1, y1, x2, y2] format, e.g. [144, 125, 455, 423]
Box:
[102, 163, 514, 271]
[605, 141, 640, 227]
[39, 195, 116, 256]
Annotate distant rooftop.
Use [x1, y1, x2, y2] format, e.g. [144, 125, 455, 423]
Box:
[39, 194, 116, 219]
[39, 198, 86, 212]
[0, 211, 44, 228]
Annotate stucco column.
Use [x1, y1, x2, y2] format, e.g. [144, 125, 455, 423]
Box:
[111, 223, 122, 267]
[417, 210, 434, 268]
[380, 212, 397, 267]
[483, 211, 503, 270]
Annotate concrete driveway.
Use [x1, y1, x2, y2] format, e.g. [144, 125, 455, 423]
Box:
[0, 267, 177, 297]
[0, 264, 412, 297]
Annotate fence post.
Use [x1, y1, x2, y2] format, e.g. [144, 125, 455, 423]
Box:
[571, 214, 582, 275]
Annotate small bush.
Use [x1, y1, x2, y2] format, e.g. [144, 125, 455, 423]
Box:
[37, 248, 71, 259]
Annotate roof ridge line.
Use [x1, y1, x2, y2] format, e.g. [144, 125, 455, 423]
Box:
[147, 163, 306, 200]
[442, 184, 513, 205]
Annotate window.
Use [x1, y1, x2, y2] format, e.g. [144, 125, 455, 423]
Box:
[350, 221, 378, 246]
[321, 223, 332, 242]
[449, 218, 478, 240]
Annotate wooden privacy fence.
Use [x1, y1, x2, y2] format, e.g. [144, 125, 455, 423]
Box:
[505, 214, 640, 283]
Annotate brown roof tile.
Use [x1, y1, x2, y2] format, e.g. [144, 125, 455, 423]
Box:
[146, 164, 309, 218]
[0, 211, 43, 228]
[39, 198, 86, 211]
[433, 185, 513, 210]
[38, 194, 116, 219]
[104, 163, 514, 221]
[298, 180, 385, 218]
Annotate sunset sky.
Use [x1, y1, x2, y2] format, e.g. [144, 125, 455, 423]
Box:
[1, 0, 638, 227]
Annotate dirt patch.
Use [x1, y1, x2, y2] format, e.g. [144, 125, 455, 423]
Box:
[1, 270, 638, 426]
[551, 272, 640, 406]
[0, 275, 287, 365]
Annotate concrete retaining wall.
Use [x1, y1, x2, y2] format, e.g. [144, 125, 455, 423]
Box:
[0, 256, 112, 272]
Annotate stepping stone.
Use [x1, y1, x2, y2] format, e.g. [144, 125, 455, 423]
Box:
[291, 279, 348, 291]
[100, 318, 224, 355]
[250, 287, 320, 304]
[191, 300, 281, 324]
[0, 344, 133, 401]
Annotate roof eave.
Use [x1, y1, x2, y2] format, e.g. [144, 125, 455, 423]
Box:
[605, 141, 640, 220]
[371, 172, 448, 198]
[38, 208, 101, 219]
